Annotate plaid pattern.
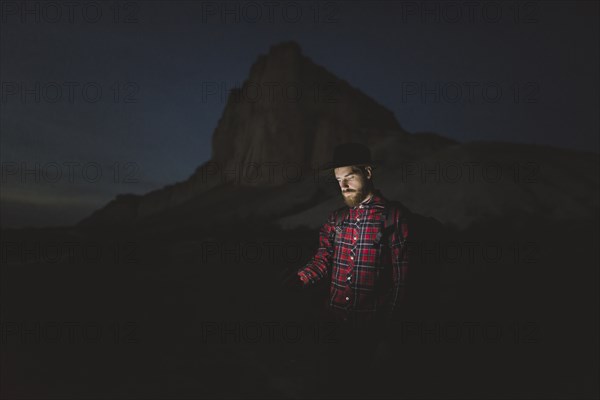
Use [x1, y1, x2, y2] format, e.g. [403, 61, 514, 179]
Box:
[299, 191, 409, 324]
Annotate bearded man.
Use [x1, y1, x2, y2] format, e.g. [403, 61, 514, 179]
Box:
[297, 142, 411, 328]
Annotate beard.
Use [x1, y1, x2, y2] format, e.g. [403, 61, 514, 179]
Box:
[341, 187, 369, 207]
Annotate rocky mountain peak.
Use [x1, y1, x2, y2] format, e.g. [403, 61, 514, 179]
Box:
[210, 41, 407, 185]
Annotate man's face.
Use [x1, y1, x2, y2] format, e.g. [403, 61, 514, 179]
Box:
[335, 165, 372, 207]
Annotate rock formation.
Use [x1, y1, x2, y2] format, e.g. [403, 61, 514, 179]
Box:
[79, 41, 599, 232]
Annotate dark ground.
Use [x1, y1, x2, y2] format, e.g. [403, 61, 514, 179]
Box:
[1, 217, 598, 399]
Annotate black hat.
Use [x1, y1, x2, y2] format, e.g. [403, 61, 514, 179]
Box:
[321, 142, 379, 171]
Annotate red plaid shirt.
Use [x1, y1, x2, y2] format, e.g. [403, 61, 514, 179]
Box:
[299, 190, 409, 324]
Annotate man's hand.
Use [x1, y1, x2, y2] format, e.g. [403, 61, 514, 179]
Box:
[280, 268, 309, 289]
[298, 271, 311, 286]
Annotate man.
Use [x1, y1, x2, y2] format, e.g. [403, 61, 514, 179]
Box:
[296, 142, 410, 329]
[291, 143, 414, 394]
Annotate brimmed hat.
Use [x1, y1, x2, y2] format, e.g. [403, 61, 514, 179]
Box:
[320, 142, 381, 171]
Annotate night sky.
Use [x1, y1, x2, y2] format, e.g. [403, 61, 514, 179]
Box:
[1, 0, 598, 228]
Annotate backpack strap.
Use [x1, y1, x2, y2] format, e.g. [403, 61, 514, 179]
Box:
[394, 202, 410, 245]
[374, 201, 409, 247]
[335, 208, 348, 226]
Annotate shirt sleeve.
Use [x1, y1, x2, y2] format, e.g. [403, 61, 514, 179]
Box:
[297, 211, 336, 285]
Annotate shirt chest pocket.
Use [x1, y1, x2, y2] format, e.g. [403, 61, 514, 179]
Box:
[355, 236, 389, 286]
[332, 223, 354, 259]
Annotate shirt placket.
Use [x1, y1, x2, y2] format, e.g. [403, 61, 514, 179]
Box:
[345, 204, 365, 309]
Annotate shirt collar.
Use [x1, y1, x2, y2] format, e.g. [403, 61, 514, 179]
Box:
[355, 189, 386, 209]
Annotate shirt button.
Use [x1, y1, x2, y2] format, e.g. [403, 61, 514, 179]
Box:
[345, 296, 350, 301]
[356, 218, 360, 221]
[350, 256, 354, 260]
[353, 236, 357, 240]
[347, 275, 351, 281]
